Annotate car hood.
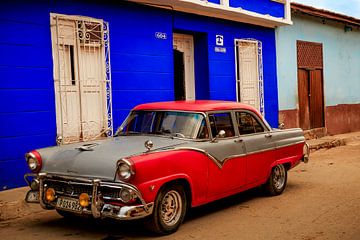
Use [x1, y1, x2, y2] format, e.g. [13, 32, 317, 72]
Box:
[38, 135, 190, 180]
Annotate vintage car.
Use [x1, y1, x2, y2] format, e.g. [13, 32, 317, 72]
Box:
[24, 100, 309, 234]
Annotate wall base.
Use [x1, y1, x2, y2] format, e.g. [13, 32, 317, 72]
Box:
[325, 104, 360, 135]
[279, 103, 360, 136]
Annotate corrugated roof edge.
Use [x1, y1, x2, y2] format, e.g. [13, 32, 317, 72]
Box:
[291, 2, 360, 27]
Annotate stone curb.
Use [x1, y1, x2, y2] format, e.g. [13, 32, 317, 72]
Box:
[307, 131, 360, 152]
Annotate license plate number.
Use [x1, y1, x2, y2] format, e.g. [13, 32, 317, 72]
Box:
[56, 197, 82, 212]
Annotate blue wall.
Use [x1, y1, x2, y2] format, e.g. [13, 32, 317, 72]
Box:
[0, 0, 278, 190]
[174, 12, 279, 124]
[207, 0, 285, 18]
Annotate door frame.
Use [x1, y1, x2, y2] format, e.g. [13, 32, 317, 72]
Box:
[234, 39, 265, 116]
[50, 13, 113, 144]
[296, 40, 325, 130]
[173, 33, 196, 100]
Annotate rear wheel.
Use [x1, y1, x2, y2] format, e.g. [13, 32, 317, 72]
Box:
[265, 164, 287, 196]
[145, 184, 187, 235]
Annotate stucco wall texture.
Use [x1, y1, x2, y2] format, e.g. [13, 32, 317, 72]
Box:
[276, 13, 360, 134]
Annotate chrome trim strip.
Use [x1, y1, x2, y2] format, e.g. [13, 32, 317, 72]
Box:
[275, 140, 305, 150]
[175, 140, 305, 169]
[175, 147, 222, 168]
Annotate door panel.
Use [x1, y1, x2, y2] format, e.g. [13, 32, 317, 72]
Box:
[310, 70, 324, 128]
[237, 41, 260, 110]
[297, 40, 324, 130]
[54, 19, 82, 143]
[51, 15, 112, 144]
[243, 134, 276, 184]
[298, 69, 310, 130]
[78, 45, 106, 141]
[204, 139, 246, 198]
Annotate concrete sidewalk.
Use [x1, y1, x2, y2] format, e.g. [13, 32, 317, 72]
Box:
[1, 131, 360, 222]
[307, 131, 360, 151]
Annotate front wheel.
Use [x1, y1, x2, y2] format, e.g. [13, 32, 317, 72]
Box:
[145, 184, 187, 235]
[265, 164, 287, 196]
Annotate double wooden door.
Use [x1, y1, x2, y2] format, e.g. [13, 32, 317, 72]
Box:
[297, 41, 324, 130]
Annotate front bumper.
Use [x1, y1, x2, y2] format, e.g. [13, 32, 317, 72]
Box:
[24, 173, 153, 220]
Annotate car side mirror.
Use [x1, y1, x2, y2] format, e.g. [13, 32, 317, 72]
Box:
[217, 130, 226, 138]
[211, 130, 226, 142]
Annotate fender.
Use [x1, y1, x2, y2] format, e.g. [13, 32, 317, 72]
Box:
[268, 154, 303, 177]
[136, 173, 196, 206]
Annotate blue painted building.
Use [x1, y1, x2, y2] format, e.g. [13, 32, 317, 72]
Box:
[0, 0, 291, 190]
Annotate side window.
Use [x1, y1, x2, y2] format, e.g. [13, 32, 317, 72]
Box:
[208, 113, 235, 138]
[197, 118, 209, 139]
[236, 112, 264, 135]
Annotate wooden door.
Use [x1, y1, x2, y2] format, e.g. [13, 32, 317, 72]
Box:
[309, 70, 324, 128]
[236, 41, 260, 110]
[297, 41, 324, 130]
[51, 15, 112, 144]
[298, 69, 310, 130]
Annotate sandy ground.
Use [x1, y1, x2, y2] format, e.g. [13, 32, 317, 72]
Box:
[0, 144, 359, 240]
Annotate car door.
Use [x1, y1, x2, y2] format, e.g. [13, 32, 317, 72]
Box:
[235, 111, 276, 185]
[201, 112, 247, 200]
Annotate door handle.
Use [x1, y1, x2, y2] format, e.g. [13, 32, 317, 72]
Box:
[234, 139, 243, 143]
[265, 134, 272, 138]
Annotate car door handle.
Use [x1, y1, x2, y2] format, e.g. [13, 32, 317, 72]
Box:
[265, 133, 272, 138]
[234, 139, 243, 143]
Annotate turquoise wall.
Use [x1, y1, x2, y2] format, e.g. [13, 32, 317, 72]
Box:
[276, 14, 360, 110]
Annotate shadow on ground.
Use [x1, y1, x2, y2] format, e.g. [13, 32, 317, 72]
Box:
[27, 187, 279, 239]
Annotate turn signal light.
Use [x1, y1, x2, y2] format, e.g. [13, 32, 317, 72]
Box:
[45, 188, 56, 202]
[79, 193, 90, 207]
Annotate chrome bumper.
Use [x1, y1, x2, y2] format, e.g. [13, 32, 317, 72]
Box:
[24, 173, 153, 220]
[302, 142, 310, 163]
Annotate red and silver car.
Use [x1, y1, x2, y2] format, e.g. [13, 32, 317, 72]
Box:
[25, 100, 309, 234]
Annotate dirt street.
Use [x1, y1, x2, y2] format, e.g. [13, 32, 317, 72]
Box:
[1, 144, 359, 240]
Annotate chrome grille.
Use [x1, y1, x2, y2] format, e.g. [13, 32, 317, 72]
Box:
[44, 179, 121, 200]
[45, 179, 93, 197]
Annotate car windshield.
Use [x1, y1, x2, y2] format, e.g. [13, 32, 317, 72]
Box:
[119, 111, 208, 139]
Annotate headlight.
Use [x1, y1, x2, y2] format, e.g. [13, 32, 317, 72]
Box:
[117, 159, 135, 181]
[120, 189, 134, 203]
[25, 151, 42, 173]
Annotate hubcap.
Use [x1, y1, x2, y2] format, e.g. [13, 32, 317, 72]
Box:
[273, 165, 286, 190]
[160, 190, 182, 227]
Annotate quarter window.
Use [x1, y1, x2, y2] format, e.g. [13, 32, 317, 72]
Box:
[208, 113, 235, 138]
[236, 112, 264, 135]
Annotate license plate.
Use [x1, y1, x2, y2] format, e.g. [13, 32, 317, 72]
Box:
[56, 197, 82, 212]
[25, 190, 39, 203]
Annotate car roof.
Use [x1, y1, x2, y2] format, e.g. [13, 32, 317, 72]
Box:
[133, 100, 261, 116]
